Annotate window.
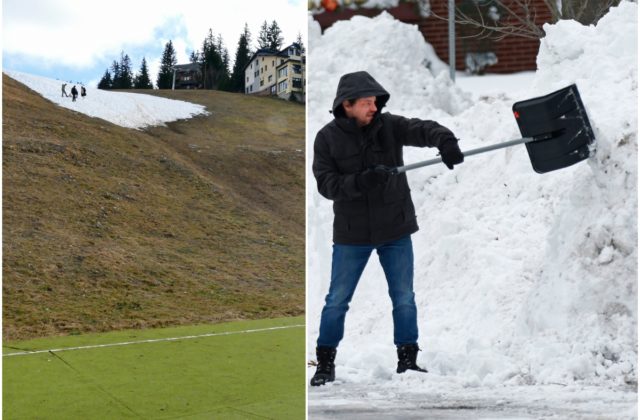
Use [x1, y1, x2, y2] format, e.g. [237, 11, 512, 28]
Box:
[293, 64, 301, 74]
[278, 67, 288, 78]
[278, 80, 288, 92]
[292, 78, 302, 89]
[260, 79, 264, 86]
[268, 75, 273, 82]
[272, 60, 275, 67]
[271, 85, 277, 95]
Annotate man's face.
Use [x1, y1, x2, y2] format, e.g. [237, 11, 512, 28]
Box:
[342, 96, 377, 127]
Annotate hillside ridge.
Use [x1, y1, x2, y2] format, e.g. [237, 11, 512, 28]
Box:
[3, 74, 305, 340]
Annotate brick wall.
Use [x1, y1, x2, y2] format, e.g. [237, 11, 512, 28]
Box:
[312, 1, 553, 74]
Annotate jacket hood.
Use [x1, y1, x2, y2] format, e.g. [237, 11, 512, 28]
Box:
[331, 71, 390, 118]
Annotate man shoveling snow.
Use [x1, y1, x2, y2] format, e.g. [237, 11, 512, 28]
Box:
[310, 71, 464, 386]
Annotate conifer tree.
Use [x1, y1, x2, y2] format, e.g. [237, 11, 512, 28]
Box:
[257, 20, 270, 49]
[267, 20, 284, 51]
[230, 23, 252, 93]
[97, 69, 112, 89]
[134, 57, 153, 89]
[157, 40, 177, 89]
[200, 29, 230, 90]
[296, 31, 305, 53]
[119, 52, 134, 89]
[201, 29, 218, 88]
[110, 60, 122, 89]
[217, 34, 231, 90]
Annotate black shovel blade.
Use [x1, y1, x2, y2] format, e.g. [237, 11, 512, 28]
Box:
[513, 84, 595, 174]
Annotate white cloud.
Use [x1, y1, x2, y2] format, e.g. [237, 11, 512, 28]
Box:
[3, 0, 307, 69]
[148, 56, 162, 87]
[172, 38, 191, 65]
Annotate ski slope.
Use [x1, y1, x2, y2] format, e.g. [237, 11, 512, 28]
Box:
[4, 70, 208, 130]
[307, 2, 637, 417]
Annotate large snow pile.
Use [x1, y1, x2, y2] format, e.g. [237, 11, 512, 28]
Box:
[307, 0, 637, 392]
[4, 70, 208, 130]
[307, 12, 469, 120]
[514, 3, 638, 384]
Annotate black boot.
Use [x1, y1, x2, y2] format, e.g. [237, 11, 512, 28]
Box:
[396, 343, 428, 373]
[310, 346, 336, 386]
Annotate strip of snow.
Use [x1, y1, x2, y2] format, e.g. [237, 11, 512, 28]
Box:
[456, 71, 536, 101]
[4, 70, 209, 130]
[309, 381, 637, 419]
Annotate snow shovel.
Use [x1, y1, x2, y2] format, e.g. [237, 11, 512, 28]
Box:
[390, 84, 595, 175]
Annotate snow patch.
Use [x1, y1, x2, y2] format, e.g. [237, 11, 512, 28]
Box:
[4, 70, 208, 130]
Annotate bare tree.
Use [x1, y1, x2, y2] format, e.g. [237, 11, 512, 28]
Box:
[430, 0, 622, 41]
[558, 0, 622, 25]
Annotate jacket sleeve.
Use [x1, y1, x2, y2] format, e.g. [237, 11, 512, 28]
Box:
[312, 131, 363, 201]
[387, 113, 456, 148]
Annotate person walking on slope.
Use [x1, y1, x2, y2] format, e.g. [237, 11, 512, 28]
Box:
[71, 85, 78, 102]
[81, 86, 86, 99]
[310, 71, 464, 386]
[61, 83, 68, 97]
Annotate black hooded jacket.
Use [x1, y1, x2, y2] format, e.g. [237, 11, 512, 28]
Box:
[313, 71, 457, 245]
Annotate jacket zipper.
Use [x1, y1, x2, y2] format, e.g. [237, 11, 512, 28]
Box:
[360, 129, 377, 243]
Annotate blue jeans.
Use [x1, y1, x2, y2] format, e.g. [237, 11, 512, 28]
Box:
[317, 235, 418, 348]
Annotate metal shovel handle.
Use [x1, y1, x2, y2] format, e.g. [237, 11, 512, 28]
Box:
[391, 134, 552, 174]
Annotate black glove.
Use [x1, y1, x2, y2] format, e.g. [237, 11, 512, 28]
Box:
[439, 138, 464, 170]
[356, 166, 390, 192]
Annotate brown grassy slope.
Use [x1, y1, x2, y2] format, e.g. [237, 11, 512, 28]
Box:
[2, 75, 305, 340]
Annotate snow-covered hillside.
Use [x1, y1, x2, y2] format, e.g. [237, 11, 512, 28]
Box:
[307, 0, 637, 411]
[4, 70, 208, 130]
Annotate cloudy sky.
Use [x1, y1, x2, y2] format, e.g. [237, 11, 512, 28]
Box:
[3, 0, 307, 87]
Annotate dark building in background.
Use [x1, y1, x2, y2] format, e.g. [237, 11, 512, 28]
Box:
[172, 63, 202, 89]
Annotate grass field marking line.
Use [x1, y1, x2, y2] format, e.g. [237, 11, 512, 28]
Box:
[3, 324, 304, 357]
[48, 350, 144, 418]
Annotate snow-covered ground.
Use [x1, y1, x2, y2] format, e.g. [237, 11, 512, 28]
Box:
[4, 70, 208, 130]
[456, 71, 535, 102]
[307, 2, 637, 418]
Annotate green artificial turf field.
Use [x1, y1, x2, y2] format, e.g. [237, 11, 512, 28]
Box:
[3, 316, 304, 419]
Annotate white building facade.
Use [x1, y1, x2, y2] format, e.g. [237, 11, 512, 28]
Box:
[244, 43, 305, 102]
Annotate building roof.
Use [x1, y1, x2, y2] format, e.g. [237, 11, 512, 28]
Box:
[173, 63, 201, 72]
[244, 43, 305, 72]
[244, 48, 279, 71]
[278, 42, 303, 55]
